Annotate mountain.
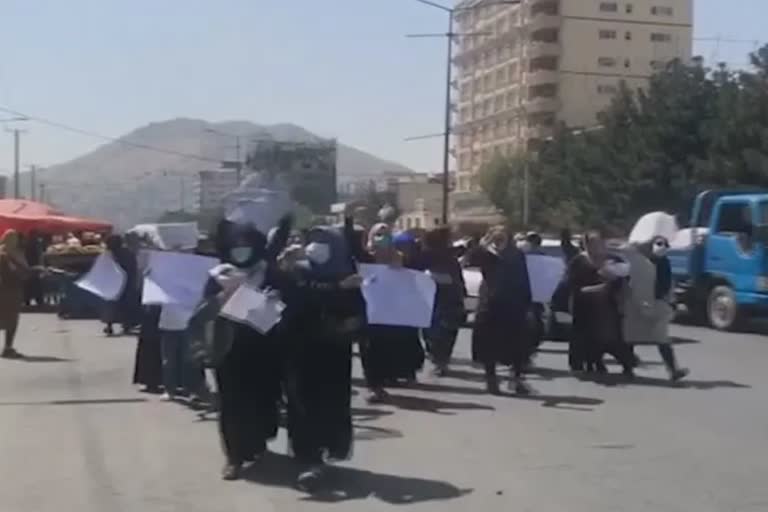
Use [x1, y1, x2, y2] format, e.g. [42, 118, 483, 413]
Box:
[31, 118, 414, 229]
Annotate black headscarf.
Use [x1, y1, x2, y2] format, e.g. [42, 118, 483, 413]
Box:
[214, 219, 268, 269]
[303, 226, 355, 280]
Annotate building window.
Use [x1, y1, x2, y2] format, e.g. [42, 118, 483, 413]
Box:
[651, 6, 674, 16]
[599, 29, 617, 40]
[650, 59, 667, 70]
[597, 84, 618, 94]
[651, 32, 672, 42]
[483, 74, 492, 92]
[598, 57, 617, 67]
[496, 68, 506, 85]
[626, 3, 634, 14]
[494, 95, 504, 112]
[624, 58, 631, 68]
[434, 218, 441, 227]
[625, 31, 632, 41]
[414, 218, 421, 228]
[599, 2, 618, 12]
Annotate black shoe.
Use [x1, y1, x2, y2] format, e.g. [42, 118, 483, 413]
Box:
[296, 465, 324, 493]
[514, 381, 532, 396]
[670, 368, 689, 382]
[486, 379, 501, 395]
[222, 462, 242, 481]
[1, 347, 22, 359]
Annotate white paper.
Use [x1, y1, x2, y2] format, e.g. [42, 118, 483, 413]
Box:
[219, 284, 286, 334]
[358, 264, 436, 328]
[224, 176, 292, 234]
[158, 303, 196, 331]
[129, 223, 199, 251]
[526, 254, 566, 304]
[75, 253, 127, 301]
[629, 211, 679, 244]
[142, 251, 219, 307]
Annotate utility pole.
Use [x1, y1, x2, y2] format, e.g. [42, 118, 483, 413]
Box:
[408, 0, 522, 225]
[235, 136, 242, 185]
[12, 129, 22, 199]
[39, 183, 46, 204]
[30, 165, 37, 201]
[180, 176, 186, 212]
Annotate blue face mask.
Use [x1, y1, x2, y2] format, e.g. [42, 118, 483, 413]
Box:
[230, 246, 253, 264]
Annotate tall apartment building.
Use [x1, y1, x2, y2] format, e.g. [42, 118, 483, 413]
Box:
[452, 0, 693, 193]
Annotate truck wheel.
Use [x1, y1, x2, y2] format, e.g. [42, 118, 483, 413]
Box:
[707, 285, 741, 331]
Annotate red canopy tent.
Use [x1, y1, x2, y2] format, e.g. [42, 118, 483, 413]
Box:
[0, 199, 112, 236]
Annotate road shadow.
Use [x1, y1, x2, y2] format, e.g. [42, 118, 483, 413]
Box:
[0, 398, 147, 406]
[352, 376, 488, 397]
[510, 392, 604, 412]
[18, 354, 73, 363]
[351, 406, 394, 422]
[383, 393, 495, 415]
[583, 373, 750, 390]
[354, 424, 404, 441]
[243, 452, 472, 504]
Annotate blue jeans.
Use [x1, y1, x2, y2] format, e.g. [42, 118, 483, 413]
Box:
[161, 330, 206, 396]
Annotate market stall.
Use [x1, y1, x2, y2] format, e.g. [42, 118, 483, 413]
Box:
[0, 200, 113, 318]
[0, 199, 112, 236]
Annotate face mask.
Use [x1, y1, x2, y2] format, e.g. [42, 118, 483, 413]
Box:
[652, 241, 669, 257]
[305, 242, 331, 265]
[230, 246, 253, 264]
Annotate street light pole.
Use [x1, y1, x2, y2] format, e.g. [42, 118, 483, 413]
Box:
[13, 130, 21, 199]
[409, 0, 522, 225]
[440, 13, 454, 225]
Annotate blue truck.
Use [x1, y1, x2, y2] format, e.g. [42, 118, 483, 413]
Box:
[668, 189, 768, 330]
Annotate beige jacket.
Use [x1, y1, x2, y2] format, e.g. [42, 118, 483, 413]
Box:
[622, 247, 674, 345]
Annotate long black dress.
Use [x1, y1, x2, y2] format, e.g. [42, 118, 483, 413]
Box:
[360, 262, 426, 387]
[283, 272, 363, 464]
[567, 253, 634, 372]
[132, 305, 163, 391]
[469, 245, 533, 373]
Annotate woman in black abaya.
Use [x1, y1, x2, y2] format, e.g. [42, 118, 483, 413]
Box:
[281, 226, 364, 491]
[467, 226, 534, 395]
[209, 216, 291, 480]
[359, 223, 425, 403]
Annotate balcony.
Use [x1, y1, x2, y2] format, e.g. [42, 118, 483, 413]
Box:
[525, 41, 561, 59]
[525, 68, 559, 86]
[525, 12, 561, 32]
[524, 96, 561, 114]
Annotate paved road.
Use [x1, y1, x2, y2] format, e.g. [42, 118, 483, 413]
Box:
[0, 314, 766, 512]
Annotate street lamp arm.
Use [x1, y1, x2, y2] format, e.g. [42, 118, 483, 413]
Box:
[412, 0, 453, 13]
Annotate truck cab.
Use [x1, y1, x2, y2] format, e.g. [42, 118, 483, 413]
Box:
[669, 189, 768, 330]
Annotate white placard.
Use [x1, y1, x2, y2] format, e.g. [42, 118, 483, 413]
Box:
[219, 284, 286, 334]
[141, 251, 219, 307]
[358, 264, 436, 328]
[526, 254, 566, 304]
[75, 253, 127, 301]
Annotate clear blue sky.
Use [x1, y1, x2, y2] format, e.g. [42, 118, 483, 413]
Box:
[0, 0, 765, 176]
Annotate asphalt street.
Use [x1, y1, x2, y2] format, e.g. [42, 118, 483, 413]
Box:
[0, 313, 766, 512]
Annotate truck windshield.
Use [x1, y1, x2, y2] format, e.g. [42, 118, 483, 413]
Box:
[759, 202, 768, 225]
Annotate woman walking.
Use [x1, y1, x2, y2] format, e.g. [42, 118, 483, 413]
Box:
[359, 223, 425, 403]
[467, 226, 534, 395]
[0, 230, 30, 358]
[282, 225, 364, 491]
[567, 231, 635, 375]
[422, 227, 466, 376]
[210, 216, 291, 481]
[623, 236, 689, 381]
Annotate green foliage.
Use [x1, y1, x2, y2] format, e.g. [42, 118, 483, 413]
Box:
[477, 44, 768, 233]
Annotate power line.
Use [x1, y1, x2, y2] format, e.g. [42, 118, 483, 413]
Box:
[0, 105, 220, 164]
